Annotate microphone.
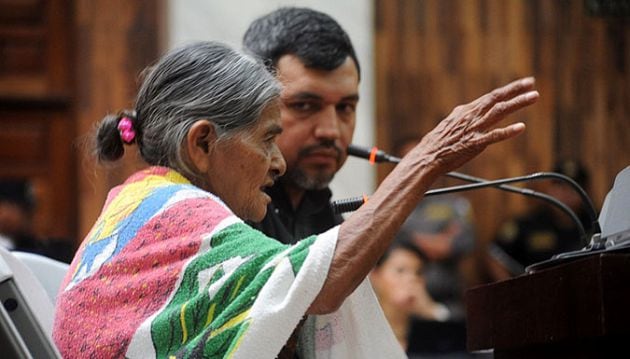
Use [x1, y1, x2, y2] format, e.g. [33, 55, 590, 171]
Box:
[344, 144, 600, 237]
[346, 145, 400, 164]
[330, 195, 369, 215]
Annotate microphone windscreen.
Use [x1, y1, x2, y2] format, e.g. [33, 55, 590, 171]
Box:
[346, 144, 371, 159]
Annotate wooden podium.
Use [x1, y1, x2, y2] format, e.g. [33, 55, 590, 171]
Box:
[466, 253, 630, 358]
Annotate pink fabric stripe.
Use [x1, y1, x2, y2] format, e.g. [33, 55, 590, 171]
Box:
[54, 197, 232, 358]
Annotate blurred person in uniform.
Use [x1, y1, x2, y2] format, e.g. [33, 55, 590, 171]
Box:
[488, 159, 593, 279]
[393, 137, 477, 358]
[395, 136, 476, 322]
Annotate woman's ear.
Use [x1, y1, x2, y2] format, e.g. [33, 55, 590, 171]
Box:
[186, 120, 217, 173]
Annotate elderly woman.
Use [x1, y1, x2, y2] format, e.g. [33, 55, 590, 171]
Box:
[53, 42, 537, 358]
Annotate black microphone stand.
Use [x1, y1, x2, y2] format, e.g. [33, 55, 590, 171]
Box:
[331, 176, 588, 245]
[340, 144, 603, 273]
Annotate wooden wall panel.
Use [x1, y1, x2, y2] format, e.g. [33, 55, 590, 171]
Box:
[375, 0, 630, 281]
[0, 0, 75, 240]
[0, 0, 162, 243]
[0, 0, 71, 97]
[0, 106, 74, 239]
[75, 0, 164, 238]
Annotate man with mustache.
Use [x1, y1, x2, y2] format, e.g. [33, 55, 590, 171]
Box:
[243, 7, 359, 244]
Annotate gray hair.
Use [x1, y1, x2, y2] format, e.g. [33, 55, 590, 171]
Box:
[95, 41, 281, 181]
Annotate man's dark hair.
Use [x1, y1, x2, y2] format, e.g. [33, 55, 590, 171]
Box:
[243, 7, 360, 78]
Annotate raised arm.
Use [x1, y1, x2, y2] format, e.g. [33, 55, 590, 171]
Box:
[308, 77, 539, 314]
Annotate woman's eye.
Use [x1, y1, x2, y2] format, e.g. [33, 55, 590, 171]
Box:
[264, 135, 276, 144]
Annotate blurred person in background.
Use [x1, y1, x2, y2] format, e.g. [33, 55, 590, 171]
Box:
[394, 137, 477, 358]
[370, 236, 450, 355]
[395, 136, 476, 323]
[487, 159, 593, 280]
[0, 179, 74, 263]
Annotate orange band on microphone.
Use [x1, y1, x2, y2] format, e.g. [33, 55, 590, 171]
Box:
[369, 147, 378, 165]
[362, 194, 369, 204]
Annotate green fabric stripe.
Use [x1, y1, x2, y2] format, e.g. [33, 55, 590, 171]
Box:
[147, 222, 318, 358]
[288, 235, 316, 275]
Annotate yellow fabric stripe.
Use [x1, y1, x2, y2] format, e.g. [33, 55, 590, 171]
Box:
[229, 276, 245, 302]
[89, 170, 191, 243]
[210, 309, 250, 338]
[225, 320, 250, 359]
[205, 303, 216, 327]
[180, 302, 189, 344]
[88, 181, 158, 243]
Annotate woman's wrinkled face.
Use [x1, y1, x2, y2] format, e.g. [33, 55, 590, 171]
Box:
[205, 103, 286, 221]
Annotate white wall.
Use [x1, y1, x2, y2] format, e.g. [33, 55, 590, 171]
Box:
[168, 0, 376, 201]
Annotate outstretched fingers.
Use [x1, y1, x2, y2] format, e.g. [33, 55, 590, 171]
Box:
[476, 77, 537, 116]
[476, 90, 539, 131]
[493, 77, 536, 100]
[478, 122, 527, 147]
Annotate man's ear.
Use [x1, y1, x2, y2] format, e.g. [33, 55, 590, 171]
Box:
[186, 120, 218, 173]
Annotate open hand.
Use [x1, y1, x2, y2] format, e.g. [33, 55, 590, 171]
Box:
[413, 77, 539, 175]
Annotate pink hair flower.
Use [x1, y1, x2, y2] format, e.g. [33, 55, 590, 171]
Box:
[118, 117, 136, 144]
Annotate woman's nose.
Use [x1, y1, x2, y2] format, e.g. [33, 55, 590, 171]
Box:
[270, 145, 286, 177]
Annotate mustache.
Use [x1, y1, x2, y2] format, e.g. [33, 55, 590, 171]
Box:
[297, 141, 343, 162]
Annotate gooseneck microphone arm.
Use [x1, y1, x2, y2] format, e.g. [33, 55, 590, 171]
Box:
[331, 176, 588, 243]
[444, 171, 600, 236]
[428, 176, 587, 242]
[339, 144, 601, 245]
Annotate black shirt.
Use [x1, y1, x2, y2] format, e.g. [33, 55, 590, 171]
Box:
[250, 182, 343, 245]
